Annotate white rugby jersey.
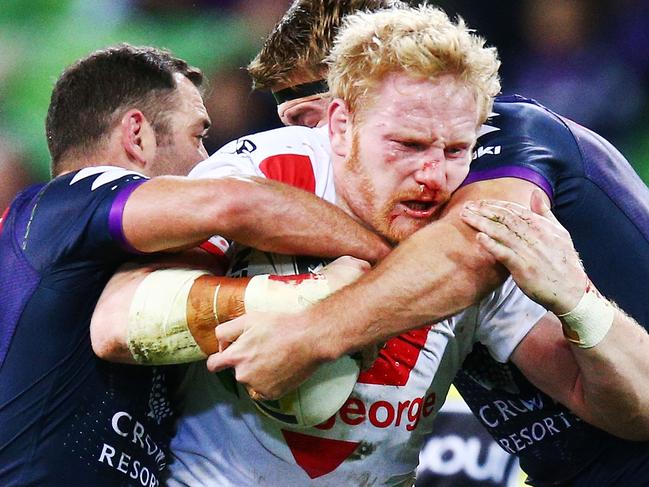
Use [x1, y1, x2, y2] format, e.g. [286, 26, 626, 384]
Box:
[171, 125, 547, 486]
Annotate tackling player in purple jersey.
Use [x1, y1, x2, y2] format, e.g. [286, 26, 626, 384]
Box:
[0, 44, 387, 487]
[452, 94, 649, 486]
[0, 169, 174, 487]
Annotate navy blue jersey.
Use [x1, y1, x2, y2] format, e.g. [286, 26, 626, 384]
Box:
[0, 167, 175, 487]
[454, 95, 649, 485]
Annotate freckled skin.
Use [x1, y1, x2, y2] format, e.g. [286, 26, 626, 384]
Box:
[332, 73, 480, 243]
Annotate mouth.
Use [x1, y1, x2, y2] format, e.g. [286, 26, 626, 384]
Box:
[396, 199, 437, 218]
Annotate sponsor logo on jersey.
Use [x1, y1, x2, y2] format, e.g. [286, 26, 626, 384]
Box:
[280, 390, 437, 479]
[313, 391, 437, 431]
[419, 430, 520, 486]
[279, 326, 435, 478]
[235, 138, 257, 154]
[97, 410, 166, 486]
[472, 145, 502, 160]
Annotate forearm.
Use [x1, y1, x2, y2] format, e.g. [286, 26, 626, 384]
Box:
[123, 176, 390, 262]
[93, 257, 365, 365]
[306, 216, 507, 360]
[569, 308, 649, 440]
[515, 307, 649, 440]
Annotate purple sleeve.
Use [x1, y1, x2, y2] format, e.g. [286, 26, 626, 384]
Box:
[461, 165, 554, 201]
[107, 180, 147, 254]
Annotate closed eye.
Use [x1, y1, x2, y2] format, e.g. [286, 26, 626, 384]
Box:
[394, 140, 426, 151]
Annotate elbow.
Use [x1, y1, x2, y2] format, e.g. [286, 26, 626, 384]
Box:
[90, 319, 133, 364]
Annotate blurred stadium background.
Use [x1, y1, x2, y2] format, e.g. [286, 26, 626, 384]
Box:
[1, 0, 648, 211]
[1, 1, 647, 485]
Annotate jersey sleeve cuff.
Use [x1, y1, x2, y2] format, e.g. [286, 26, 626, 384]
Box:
[108, 180, 147, 254]
[462, 165, 554, 202]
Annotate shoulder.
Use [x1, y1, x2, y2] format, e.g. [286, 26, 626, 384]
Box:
[50, 166, 148, 198]
[468, 96, 584, 191]
[486, 95, 573, 144]
[191, 126, 330, 180]
[216, 125, 326, 158]
[18, 167, 146, 264]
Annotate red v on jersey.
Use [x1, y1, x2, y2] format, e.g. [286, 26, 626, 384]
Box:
[281, 326, 433, 479]
[358, 326, 432, 386]
[281, 430, 360, 479]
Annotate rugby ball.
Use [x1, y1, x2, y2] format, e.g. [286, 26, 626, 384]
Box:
[253, 354, 360, 427]
[227, 248, 360, 428]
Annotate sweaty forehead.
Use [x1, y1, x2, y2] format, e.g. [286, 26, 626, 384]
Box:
[360, 73, 480, 133]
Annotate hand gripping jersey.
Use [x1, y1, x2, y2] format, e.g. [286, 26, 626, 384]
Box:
[0, 168, 175, 487]
[455, 95, 649, 486]
[169, 126, 547, 486]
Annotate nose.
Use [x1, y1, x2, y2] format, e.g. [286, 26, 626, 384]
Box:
[414, 150, 445, 191]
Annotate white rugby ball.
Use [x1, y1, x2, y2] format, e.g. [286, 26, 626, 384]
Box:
[227, 248, 360, 428]
[252, 355, 360, 427]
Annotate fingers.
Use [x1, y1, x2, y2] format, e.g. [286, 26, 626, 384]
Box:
[461, 202, 532, 246]
[474, 231, 520, 268]
[529, 188, 558, 223]
[321, 256, 369, 292]
[206, 347, 236, 372]
[215, 318, 245, 352]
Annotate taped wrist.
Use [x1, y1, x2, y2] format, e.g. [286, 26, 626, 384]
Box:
[244, 273, 332, 313]
[127, 270, 331, 365]
[128, 269, 212, 364]
[558, 281, 615, 348]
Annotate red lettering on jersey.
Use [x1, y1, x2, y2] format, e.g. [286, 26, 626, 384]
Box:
[0, 206, 8, 234]
[313, 391, 436, 431]
[368, 401, 395, 427]
[358, 326, 431, 386]
[282, 430, 360, 479]
[338, 398, 365, 426]
[259, 154, 316, 193]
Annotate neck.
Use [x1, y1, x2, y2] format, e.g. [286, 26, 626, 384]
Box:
[54, 153, 143, 178]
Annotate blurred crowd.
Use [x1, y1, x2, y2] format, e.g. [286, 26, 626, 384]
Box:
[1, 0, 648, 209]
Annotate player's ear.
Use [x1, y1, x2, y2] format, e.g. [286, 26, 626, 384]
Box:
[120, 109, 156, 169]
[328, 98, 352, 158]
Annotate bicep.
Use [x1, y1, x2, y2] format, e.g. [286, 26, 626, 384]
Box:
[121, 177, 234, 253]
[445, 177, 550, 216]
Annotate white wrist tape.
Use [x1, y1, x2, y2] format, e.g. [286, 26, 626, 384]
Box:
[244, 274, 331, 313]
[558, 282, 615, 348]
[128, 268, 211, 364]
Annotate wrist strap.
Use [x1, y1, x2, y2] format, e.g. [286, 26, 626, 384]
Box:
[558, 281, 615, 348]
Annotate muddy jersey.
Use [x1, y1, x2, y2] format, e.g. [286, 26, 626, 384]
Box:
[171, 125, 547, 486]
[0, 167, 175, 487]
[455, 95, 649, 486]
